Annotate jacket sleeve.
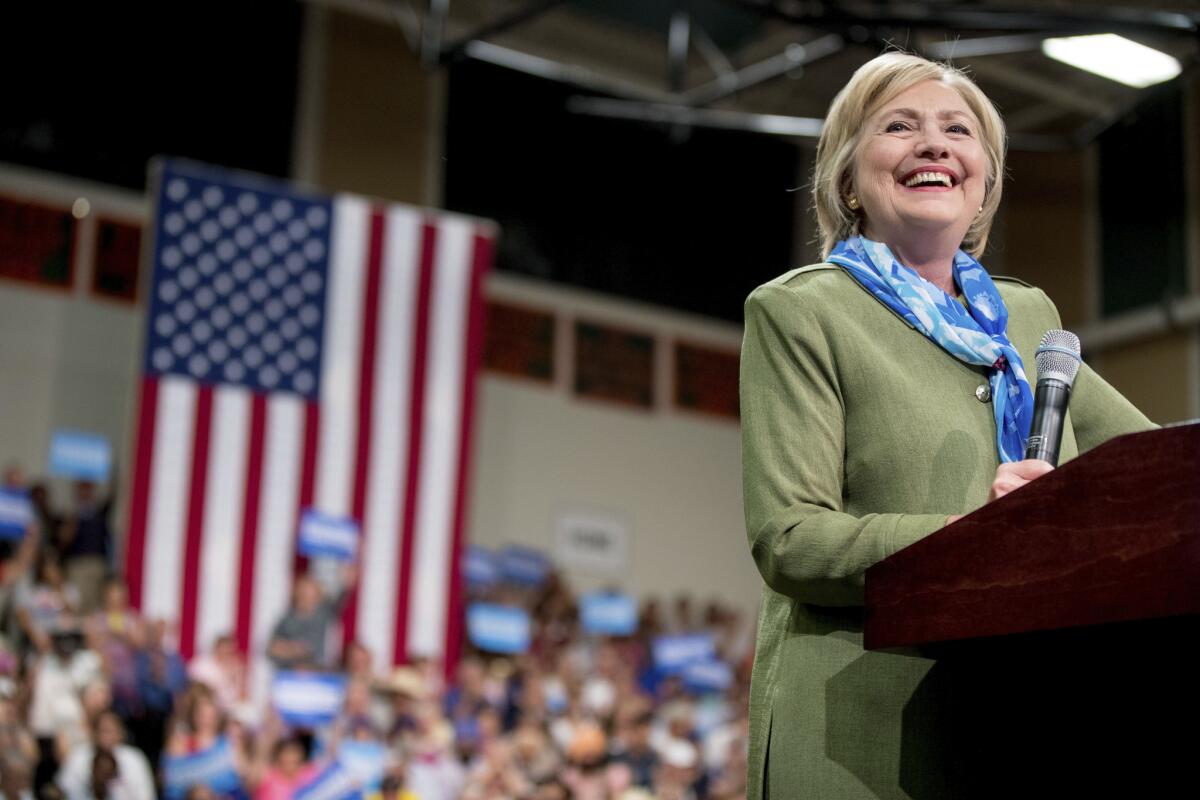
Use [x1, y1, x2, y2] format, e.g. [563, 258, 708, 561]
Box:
[1031, 289, 1156, 449]
[740, 284, 948, 607]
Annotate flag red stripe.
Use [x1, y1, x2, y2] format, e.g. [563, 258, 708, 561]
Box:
[178, 385, 215, 660]
[293, 401, 321, 576]
[343, 208, 387, 646]
[125, 377, 160, 610]
[443, 232, 494, 677]
[235, 393, 268, 655]
[393, 221, 438, 665]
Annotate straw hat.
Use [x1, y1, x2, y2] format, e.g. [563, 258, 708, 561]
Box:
[377, 666, 426, 698]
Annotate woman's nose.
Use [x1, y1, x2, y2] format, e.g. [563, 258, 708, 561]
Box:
[915, 126, 951, 159]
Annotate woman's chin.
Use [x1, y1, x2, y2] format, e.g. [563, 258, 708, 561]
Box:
[867, 215, 971, 247]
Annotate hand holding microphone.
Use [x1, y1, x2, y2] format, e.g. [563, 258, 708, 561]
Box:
[948, 330, 1084, 525]
[995, 330, 1083, 491]
[986, 459, 1054, 503]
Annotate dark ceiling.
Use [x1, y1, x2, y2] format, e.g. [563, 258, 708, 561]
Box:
[2, 1, 1197, 322]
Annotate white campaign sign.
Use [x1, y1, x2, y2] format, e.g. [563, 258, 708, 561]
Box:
[555, 509, 629, 573]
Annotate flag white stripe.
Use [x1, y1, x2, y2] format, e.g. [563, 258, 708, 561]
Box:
[195, 386, 251, 655]
[408, 218, 473, 658]
[247, 393, 304, 707]
[142, 377, 197, 625]
[314, 196, 369, 516]
[358, 207, 421, 666]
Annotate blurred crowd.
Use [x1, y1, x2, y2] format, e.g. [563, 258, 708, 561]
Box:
[1, 464, 753, 800]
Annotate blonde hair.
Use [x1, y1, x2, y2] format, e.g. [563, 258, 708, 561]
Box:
[812, 52, 1006, 259]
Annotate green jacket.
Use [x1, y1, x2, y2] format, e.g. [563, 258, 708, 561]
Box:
[739, 264, 1152, 799]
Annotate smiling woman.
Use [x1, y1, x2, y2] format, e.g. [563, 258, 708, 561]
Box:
[739, 52, 1153, 798]
[851, 82, 989, 295]
[812, 56, 1006, 269]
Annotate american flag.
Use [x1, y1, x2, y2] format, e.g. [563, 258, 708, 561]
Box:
[124, 160, 495, 681]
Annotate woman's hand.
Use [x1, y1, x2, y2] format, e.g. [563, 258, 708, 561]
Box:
[945, 459, 1054, 527]
[987, 459, 1054, 503]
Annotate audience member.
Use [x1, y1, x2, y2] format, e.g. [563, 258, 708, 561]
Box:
[1, 694, 38, 800]
[252, 734, 318, 800]
[265, 566, 356, 671]
[26, 619, 102, 795]
[57, 712, 156, 800]
[59, 481, 115, 613]
[186, 635, 245, 713]
[29, 483, 64, 564]
[86, 580, 143, 720]
[14, 554, 80, 653]
[130, 621, 187, 768]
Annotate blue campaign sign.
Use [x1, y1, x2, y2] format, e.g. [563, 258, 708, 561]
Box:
[682, 658, 734, 694]
[48, 430, 111, 481]
[295, 762, 361, 800]
[462, 545, 500, 588]
[297, 509, 360, 562]
[272, 672, 347, 728]
[652, 633, 717, 673]
[580, 592, 639, 636]
[162, 737, 242, 800]
[467, 603, 531, 654]
[0, 488, 33, 540]
[337, 740, 387, 792]
[497, 545, 550, 586]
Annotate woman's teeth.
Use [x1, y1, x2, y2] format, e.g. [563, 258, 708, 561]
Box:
[903, 171, 953, 188]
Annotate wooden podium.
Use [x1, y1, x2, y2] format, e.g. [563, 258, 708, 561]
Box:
[864, 424, 1199, 796]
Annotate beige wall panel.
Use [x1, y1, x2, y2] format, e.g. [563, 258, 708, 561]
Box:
[468, 376, 760, 616]
[317, 11, 433, 204]
[998, 150, 1090, 328]
[1091, 332, 1193, 424]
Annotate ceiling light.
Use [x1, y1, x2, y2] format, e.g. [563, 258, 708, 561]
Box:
[1042, 34, 1181, 88]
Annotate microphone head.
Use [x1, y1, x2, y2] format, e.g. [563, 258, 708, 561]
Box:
[1035, 329, 1082, 386]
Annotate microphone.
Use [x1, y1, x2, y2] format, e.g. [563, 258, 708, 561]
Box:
[1024, 330, 1083, 466]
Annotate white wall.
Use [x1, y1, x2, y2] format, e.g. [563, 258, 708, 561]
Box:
[0, 165, 761, 617]
[0, 166, 145, 519]
[0, 287, 142, 485]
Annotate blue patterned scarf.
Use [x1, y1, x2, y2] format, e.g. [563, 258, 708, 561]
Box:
[827, 235, 1034, 463]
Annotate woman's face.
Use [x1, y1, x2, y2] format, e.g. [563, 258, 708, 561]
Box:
[852, 79, 987, 251]
[277, 742, 304, 777]
[104, 583, 128, 611]
[193, 697, 220, 733]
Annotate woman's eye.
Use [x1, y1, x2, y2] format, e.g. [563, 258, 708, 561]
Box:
[885, 121, 910, 133]
[947, 124, 971, 135]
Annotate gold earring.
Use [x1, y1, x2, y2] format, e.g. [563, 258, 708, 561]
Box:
[847, 194, 860, 211]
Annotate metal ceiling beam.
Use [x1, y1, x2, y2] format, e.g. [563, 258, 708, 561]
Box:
[692, 21, 736, 83]
[463, 40, 676, 103]
[923, 34, 1053, 60]
[969, 60, 1119, 119]
[420, 0, 449, 67]
[728, 0, 1200, 37]
[438, 0, 571, 65]
[567, 95, 1074, 150]
[567, 95, 826, 138]
[681, 33, 844, 106]
[669, 11, 692, 93]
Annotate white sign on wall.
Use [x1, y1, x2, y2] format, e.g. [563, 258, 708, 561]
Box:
[555, 508, 630, 573]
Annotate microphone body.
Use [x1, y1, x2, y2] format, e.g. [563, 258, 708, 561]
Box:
[1024, 330, 1083, 466]
[1024, 379, 1071, 465]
